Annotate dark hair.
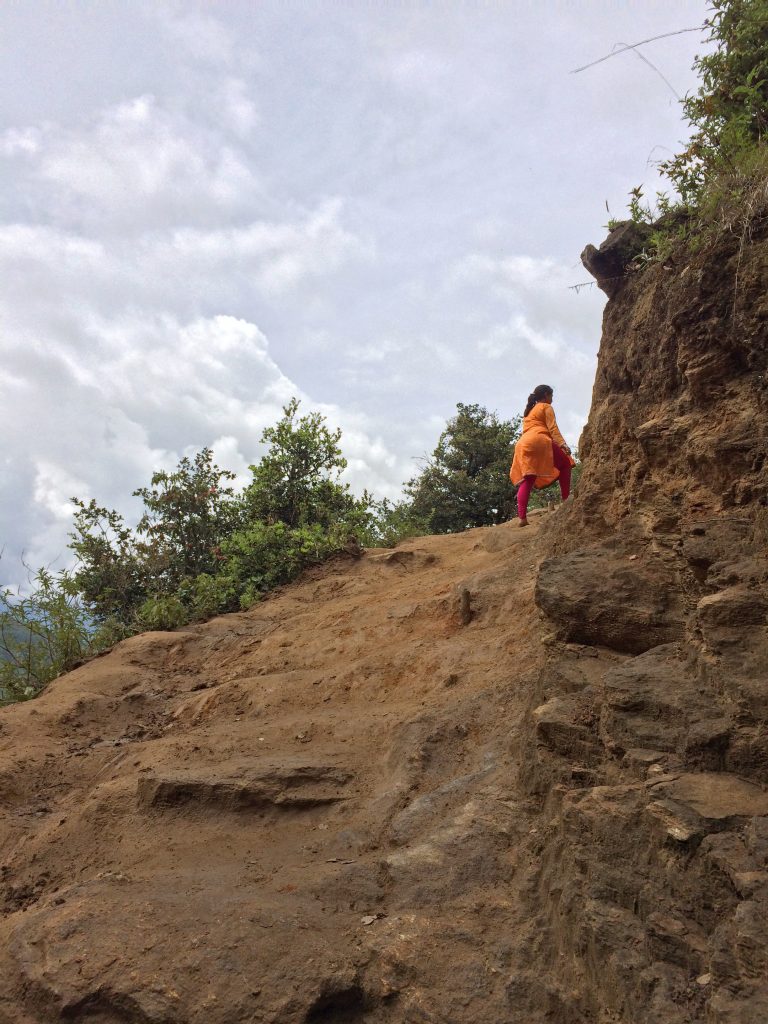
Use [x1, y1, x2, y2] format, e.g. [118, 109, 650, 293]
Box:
[524, 385, 553, 416]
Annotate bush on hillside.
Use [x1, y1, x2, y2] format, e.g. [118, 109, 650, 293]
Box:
[244, 397, 360, 529]
[69, 402, 373, 632]
[0, 401, 388, 702]
[0, 566, 93, 704]
[359, 498, 431, 548]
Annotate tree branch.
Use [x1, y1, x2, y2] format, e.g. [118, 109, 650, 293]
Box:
[570, 26, 704, 75]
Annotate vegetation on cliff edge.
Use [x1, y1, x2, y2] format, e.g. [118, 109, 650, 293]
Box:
[628, 0, 768, 260]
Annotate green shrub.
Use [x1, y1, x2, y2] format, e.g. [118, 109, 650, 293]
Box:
[360, 498, 430, 547]
[245, 398, 361, 529]
[179, 573, 240, 620]
[659, 0, 768, 206]
[0, 567, 96, 704]
[222, 520, 352, 595]
[620, 1, 768, 264]
[137, 595, 188, 632]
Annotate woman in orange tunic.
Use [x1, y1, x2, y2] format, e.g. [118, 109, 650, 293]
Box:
[510, 384, 573, 526]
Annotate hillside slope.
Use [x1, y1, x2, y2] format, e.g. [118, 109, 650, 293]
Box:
[0, 513, 591, 1024]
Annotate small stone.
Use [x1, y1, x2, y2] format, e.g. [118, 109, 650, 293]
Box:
[457, 587, 472, 625]
[361, 915, 377, 926]
[696, 973, 712, 987]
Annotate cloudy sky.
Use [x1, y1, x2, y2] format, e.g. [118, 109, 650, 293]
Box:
[1, 0, 710, 582]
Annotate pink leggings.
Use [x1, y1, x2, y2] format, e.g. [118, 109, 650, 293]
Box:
[516, 444, 571, 520]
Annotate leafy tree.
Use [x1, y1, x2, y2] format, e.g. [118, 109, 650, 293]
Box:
[64, 402, 374, 633]
[358, 498, 430, 548]
[245, 398, 360, 529]
[68, 501, 145, 623]
[69, 448, 240, 625]
[133, 448, 240, 587]
[223, 400, 373, 603]
[405, 403, 521, 533]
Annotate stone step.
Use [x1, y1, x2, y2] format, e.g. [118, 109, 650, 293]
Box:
[645, 772, 768, 846]
[138, 759, 353, 814]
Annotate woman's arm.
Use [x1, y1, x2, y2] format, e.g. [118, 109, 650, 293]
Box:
[543, 404, 569, 449]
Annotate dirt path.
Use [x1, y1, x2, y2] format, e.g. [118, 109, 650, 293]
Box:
[0, 511, 576, 1024]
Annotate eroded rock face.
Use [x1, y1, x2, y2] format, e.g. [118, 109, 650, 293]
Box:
[528, 215, 768, 1021]
[581, 220, 654, 298]
[535, 543, 684, 654]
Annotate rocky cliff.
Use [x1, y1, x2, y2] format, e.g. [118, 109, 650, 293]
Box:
[0, 210, 765, 1024]
[525, 210, 768, 1022]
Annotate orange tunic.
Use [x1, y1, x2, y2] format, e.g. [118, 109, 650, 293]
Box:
[510, 402, 567, 488]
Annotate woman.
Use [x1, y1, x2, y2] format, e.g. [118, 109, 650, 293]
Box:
[510, 384, 574, 526]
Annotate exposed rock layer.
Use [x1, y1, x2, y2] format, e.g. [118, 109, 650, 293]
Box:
[526, 214, 768, 1021]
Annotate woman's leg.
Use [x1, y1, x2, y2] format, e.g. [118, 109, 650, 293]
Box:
[552, 443, 571, 501]
[516, 475, 535, 521]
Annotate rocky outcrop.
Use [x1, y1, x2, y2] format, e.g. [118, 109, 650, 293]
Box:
[535, 542, 685, 654]
[528, 206, 768, 1020]
[580, 219, 654, 298]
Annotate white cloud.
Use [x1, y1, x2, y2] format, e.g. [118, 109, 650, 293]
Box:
[32, 462, 87, 522]
[0, 126, 41, 156]
[149, 6, 236, 66]
[27, 94, 262, 232]
[348, 338, 404, 364]
[385, 49, 451, 96]
[218, 77, 260, 137]
[478, 315, 560, 359]
[451, 251, 604, 359]
[0, 85, 384, 586]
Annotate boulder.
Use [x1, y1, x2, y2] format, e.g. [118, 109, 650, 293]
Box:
[532, 693, 601, 764]
[535, 546, 684, 655]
